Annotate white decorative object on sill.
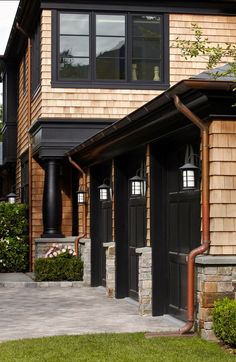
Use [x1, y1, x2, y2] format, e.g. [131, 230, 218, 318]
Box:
[132, 63, 137, 80]
[153, 65, 160, 81]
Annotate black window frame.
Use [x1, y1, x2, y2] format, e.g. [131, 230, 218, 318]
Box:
[52, 10, 169, 90]
[31, 20, 41, 96]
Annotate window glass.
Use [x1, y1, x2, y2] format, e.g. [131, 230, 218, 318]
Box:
[59, 13, 90, 80]
[132, 15, 162, 81]
[59, 58, 89, 79]
[60, 14, 89, 35]
[56, 11, 165, 84]
[96, 15, 125, 80]
[96, 15, 125, 36]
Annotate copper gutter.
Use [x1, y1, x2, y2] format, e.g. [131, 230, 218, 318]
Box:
[68, 156, 87, 256]
[173, 95, 210, 334]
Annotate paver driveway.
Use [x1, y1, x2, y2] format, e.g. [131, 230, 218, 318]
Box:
[0, 275, 184, 342]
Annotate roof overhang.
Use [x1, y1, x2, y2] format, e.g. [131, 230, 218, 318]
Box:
[68, 79, 236, 166]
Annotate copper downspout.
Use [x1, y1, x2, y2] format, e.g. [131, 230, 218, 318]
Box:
[68, 156, 87, 256]
[173, 95, 210, 334]
[16, 24, 33, 271]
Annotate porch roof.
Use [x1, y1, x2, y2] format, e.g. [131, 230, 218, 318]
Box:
[68, 78, 236, 166]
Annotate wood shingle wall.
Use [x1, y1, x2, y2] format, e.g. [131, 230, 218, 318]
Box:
[170, 14, 236, 84]
[209, 120, 236, 255]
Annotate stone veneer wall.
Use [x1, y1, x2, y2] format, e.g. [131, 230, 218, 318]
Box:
[35, 237, 76, 259]
[104, 242, 116, 298]
[79, 238, 91, 286]
[136, 247, 152, 315]
[196, 256, 236, 340]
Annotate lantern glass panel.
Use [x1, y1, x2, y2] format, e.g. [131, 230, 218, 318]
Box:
[132, 180, 142, 195]
[100, 188, 108, 200]
[183, 170, 195, 188]
[77, 192, 85, 203]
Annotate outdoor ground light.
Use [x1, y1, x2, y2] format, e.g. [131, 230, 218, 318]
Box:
[179, 162, 198, 189]
[129, 171, 146, 197]
[98, 179, 112, 201]
[6, 192, 16, 204]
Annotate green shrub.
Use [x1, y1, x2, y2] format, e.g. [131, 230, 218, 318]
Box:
[213, 297, 236, 347]
[0, 236, 28, 272]
[0, 202, 28, 238]
[0, 202, 28, 272]
[34, 255, 83, 281]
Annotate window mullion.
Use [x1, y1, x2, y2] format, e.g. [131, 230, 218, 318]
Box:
[90, 12, 95, 81]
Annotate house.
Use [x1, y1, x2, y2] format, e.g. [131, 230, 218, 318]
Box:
[0, 0, 236, 339]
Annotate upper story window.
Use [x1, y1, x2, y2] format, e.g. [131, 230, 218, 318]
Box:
[52, 11, 169, 89]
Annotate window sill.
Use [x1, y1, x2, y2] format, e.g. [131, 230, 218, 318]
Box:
[51, 80, 170, 91]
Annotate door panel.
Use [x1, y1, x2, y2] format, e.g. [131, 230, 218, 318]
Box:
[128, 197, 146, 300]
[100, 201, 112, 287]
[168, 191, 200, 320]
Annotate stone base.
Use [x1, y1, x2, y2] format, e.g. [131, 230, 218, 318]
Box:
[103, 242, 115, 298]
[196, 255, 236, 340]
[35, 237, 76, 259]
[79, 238, 91, 286]
[136, 246, 152, 315]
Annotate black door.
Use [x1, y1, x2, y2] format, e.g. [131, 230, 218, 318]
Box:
[168, 190, 200, 320]
[128, 196, 146, 300]
[151, 131, 201, 319]
[100, 200, 112, 287]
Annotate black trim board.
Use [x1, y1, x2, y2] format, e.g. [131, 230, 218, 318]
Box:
[42, 1, 236, 15]
[29, 118, 115, 159]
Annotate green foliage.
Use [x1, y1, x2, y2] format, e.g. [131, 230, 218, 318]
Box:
[213, 297, 236, 347]
[0, 236, 28, 272]
[0, 334, 235, 362]
[34, 255, 83, 281]
[0, 202, 28, 238]
[0, 202, 28, 272]
[174, 23, 236, 74]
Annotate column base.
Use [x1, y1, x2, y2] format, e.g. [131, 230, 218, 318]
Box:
[41, 233, 65, 238]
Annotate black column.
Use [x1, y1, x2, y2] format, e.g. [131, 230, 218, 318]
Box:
[41, 159, 64, 238]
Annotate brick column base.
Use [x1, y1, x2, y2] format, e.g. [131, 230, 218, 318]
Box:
[103, 242, 116, 298]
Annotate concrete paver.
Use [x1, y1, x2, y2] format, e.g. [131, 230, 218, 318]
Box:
[0, 274, 184, 342]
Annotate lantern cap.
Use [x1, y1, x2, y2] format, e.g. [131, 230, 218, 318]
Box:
[98, 183, 110, 189]
[129, 174, 145, 182]
[179, 162, 198, 171]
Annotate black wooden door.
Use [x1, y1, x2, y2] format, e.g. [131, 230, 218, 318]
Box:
[128, 197, 146, 300]
[100, 200, 112, 287]
[168, 190, 200, 320]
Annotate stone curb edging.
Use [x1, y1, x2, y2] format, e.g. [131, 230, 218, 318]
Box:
[0, 281, 85, 288]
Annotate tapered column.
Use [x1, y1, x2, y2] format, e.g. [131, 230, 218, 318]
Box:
[41, 159, 64, 238]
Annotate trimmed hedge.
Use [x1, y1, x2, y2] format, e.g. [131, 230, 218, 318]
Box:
[34, 256, 83, 281]
[0, 202, 28, 272]
[213, 297, 236, 347]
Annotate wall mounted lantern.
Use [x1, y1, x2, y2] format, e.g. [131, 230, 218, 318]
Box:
[98, 179, 112, 201]
[179, 145, 200, 190]
[129, 169, 146, 197]
[76, 187, 87, 204]
[6, 193, 16, 204]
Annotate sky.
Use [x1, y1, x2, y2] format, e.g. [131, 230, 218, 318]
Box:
[0, 0, 19, 102]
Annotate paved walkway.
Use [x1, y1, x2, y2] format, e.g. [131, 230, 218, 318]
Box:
[0, 273, 184, 342]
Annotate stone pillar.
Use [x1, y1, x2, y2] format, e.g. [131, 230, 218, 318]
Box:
[136, 246, 152, 315]
[41, 159, 64, 238]
[196, 256, 236, 340]
[103, 242, 115, 298]
[79, 238, 91, 285]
